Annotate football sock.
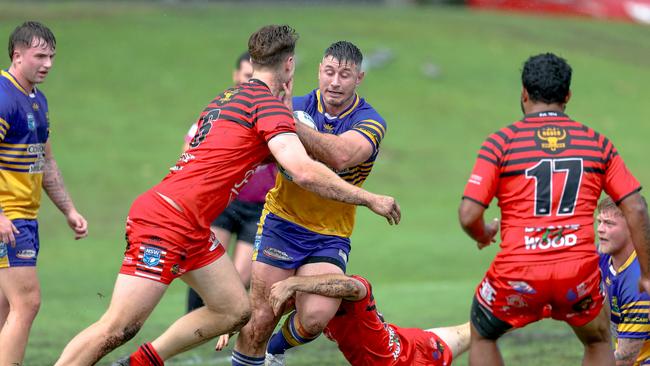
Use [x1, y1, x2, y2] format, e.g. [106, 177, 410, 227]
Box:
[129, 343, 164, 366]
[231, 350, 264, 366]
[266, 311, 319, 355]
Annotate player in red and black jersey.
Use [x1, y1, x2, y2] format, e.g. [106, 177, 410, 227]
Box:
[56, 25, 401, 366]
[459, 53, 650, 366]
[216, 274, 470, 366]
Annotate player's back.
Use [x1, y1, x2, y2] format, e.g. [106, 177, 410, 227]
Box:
[464, 111, 640, 265]
[152, 79, 294, 230]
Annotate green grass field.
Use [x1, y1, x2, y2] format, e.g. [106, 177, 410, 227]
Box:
[2, 2, 650, 365]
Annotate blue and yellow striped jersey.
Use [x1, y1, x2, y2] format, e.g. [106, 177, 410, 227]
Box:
[599, 251, 650, 365]
[0, 70, 50, 220]
[265, 89, 387, 237]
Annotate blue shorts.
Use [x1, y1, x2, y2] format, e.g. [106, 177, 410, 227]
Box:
[0, 219, 39, 268]
[252, 211, 351, 271]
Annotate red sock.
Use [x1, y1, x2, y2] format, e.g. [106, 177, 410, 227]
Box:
[129, 343, 164, 366]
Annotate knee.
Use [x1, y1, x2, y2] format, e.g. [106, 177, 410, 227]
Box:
[11, 292, 41, 320]
[298, 310, 329, 335]
[243, 305, 278, 344]
[229, 301, 252, 332]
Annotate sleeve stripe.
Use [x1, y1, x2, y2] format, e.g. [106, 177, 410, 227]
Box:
[616, 187, 643, 206]
[619, 324, 650, 333]
[622, 301, 650, 309]
[360, 119, 385, 134]
[354, 129, 379, 148]
[462, 195, 489, 209]
[0, 117, 9, 130]
[477, 154, 498, 166]
[358, 122, 385, 140]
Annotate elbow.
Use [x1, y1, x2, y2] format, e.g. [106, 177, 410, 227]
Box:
[458, 204, 478, 231]
[291, 168, 317, 188]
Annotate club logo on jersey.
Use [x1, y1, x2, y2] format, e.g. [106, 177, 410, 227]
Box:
[324, 123, 335, 133]
[535, 126, 569, 154]
[508, 281, 536, 295]
[611, 296, 619, 313]
[479, 279, 497, 306]
[27, 113, 36, 130]
[32, 103, 39, 111]
[170, 264, 181, 275]
[0, 243, 7, 258]
[506, 294, 527, 308]
[142, 247, 162, 267]
[215, 88, 240, 106]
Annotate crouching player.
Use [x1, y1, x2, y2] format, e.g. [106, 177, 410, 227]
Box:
[598, 196, 650, 366]
[218, 274, 470, 366]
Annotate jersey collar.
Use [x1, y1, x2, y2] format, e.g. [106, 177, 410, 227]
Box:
[316, 89, 360, 119]
[609, 250, 637, 275]
[1, 69, 31, 96]
[249, 78, 269, 90]
[522, 111, 570, 123]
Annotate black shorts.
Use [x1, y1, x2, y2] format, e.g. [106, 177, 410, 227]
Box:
[212, 199, 264, 244]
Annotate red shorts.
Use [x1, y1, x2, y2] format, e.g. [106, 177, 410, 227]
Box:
[119, 191, 226, 285]
[475, 256, 603, 328]
[397, 327, 453, 366]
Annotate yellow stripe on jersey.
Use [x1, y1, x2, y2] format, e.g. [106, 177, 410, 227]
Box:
[622, 301, 650, 310]
[0, 118, 8, 131]
[622, 308, 650, 315]
[618, 323, 650, 334]
[265, 174, 358, 237]
[1, 70, 28, 96]
[637, 342, 650, 366]
[0, 170, 43, 220]
[356, 129, 379, 147]
[339, 95, 360, 118]
[316, 90, 324, 114]
[358, 119, 386, 139]
[0, 253, 8, 269]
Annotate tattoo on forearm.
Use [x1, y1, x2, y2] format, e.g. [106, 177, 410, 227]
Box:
[615, 339, 643, 366]
[306, 279, 360, 298]
[298, 127, 339, 167]
[42, 157, 73, 214]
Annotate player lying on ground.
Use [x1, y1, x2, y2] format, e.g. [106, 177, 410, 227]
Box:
[218, 274, 469, 366]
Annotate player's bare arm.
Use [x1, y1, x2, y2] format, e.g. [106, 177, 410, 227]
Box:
[42, 142, 88, 239]
[268, 133, 400, 225]
[458, 198, 499, 249]
[619, 193, 650, 288]
[295, 122, 374, 171]
[614, 338, 644, 366]
[268, 274, 367, 315]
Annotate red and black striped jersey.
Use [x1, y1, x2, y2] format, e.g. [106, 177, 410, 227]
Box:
[152, 79, 295, 230]
[463, 111, 640, 265]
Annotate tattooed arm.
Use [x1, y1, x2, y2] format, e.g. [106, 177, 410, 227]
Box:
[268, 274, 367, 316]
[295, 122, 373, 171]
[42, 142, 88, 239]
[268, 133, 400, 225]
[614, 338, 644, 366]
[619, 193, 650, 294]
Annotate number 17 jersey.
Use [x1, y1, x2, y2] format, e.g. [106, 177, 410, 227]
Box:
[462, 111, 640, 265]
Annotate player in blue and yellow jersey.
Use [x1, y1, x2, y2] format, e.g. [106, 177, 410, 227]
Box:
[0, 21, 88, 365]
[233, 41, 393, 366]
[598, 196, 650, 366]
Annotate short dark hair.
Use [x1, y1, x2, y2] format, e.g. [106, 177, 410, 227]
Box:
[8, 21, 56, 60]
[324, 41, 363, 67]
[248, 25, 298, 68]
[236, 51, 251, 69]
[521, 53, 572, 104]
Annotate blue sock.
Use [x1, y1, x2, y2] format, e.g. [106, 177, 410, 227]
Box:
[266, 311, 319, 355]
[231, 350, 264, 366]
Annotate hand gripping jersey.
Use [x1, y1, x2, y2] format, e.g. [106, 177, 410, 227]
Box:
[152, 79, 295, 230]
[463, 111, 640, 265]
[264, 89, 387, 237]
[324, 275, 452, 366]
[600, 252, 650, 365]
[0, 70, 49, 220]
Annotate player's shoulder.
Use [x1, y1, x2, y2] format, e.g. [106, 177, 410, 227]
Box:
[353, 96, 385, 123]
[292, 89, 318, 112]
